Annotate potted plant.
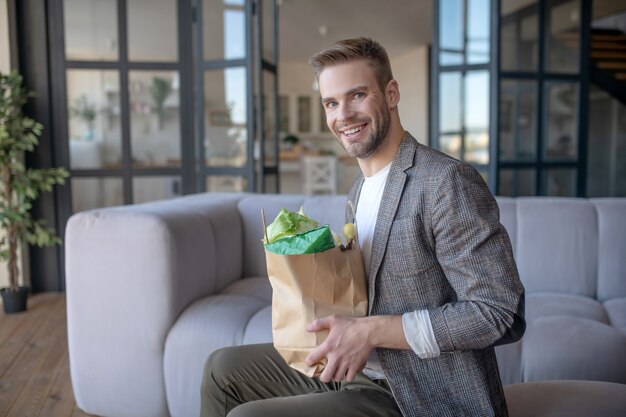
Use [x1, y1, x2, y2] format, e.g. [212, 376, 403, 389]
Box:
[0, 70, 69, 314]
[283, 133, 300, 151]
[150, 77, 171, 129]
[70, 94, 97, 140]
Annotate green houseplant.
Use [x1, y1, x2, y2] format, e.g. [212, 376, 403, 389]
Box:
[70, 94, 97, 140]
[150, 76, 171, 128]
[0, 71, 69, 314]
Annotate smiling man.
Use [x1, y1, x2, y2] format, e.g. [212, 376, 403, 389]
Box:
[200, 37, 525, 417]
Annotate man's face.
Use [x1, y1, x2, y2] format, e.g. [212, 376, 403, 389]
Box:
[319, 60, 391, 159]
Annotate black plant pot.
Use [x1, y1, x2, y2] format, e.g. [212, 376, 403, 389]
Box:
[1, 286, 29, 314]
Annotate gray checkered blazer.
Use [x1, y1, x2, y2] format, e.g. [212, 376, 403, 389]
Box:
[348, 133, 525, 417]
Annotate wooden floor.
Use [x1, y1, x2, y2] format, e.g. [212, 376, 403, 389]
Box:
[0, 293, 94, 417]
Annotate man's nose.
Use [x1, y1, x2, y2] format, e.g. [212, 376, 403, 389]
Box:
[337, 102, 355, 122]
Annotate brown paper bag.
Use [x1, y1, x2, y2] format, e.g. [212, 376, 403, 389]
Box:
[265, 243, 367, 377]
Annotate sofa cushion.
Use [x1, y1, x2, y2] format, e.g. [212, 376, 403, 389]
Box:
[515, 199, 598, 297]
[242, 306, 273, 344]
[604, 298, 626, 335]
[220, 277, 273, 343]
[505, 380, 626, 417]
[521, 316, 626, 383]
[164, 294, 268, 417]
[525, 293, 609, 323]
[594, 199, 626, 301]
[220, 276, 272, 304]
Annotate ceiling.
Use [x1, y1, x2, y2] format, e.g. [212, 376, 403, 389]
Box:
[277, 0, 433, 62]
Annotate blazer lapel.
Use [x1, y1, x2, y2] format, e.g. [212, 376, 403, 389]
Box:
[367, 133, 418, 313]
[347, 174, 364, 224]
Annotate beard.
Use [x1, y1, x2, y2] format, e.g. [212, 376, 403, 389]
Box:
[337, 106, 391, 159]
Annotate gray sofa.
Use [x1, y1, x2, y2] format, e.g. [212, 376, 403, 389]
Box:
[65, 193, 626, 417]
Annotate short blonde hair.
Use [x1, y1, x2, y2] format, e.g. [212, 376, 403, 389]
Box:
[309, 37, 394, 92]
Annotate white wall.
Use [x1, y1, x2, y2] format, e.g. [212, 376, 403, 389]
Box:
[392, 45, 429, 145]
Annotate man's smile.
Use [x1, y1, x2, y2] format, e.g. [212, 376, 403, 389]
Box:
[339, 123, 368, 140]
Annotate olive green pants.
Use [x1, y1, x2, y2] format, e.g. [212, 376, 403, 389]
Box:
[200, 343, 403, 417]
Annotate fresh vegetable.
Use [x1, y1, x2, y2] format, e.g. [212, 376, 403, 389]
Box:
[342, 223, 356, 243]
[265, 207, 319, 244]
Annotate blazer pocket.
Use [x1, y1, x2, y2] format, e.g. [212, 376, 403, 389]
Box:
[386, 217, 437, 277]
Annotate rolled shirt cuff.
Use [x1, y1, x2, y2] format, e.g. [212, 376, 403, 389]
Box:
[401, 309, 441, 359]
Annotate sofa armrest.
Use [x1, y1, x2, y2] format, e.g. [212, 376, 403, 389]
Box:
[65, 192, 245, 417]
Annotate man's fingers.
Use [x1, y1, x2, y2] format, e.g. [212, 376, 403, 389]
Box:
[333, 362, 348, 383]
[306, 316, 332, 332]
[319, 359, 336, 383]
[305, 347, 324, 366]
[345, 366, 358, 383]
[305, 339, 330, 366]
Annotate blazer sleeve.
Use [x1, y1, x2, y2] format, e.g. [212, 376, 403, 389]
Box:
[427, 162, 526, 353]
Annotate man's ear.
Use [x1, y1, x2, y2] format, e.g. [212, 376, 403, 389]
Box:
[386, 79, 400, 109]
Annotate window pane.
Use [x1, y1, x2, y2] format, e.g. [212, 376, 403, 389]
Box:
[544, 168, 577, 196]
[204, 68, 248, 167]
[129, 71, 181, 168]
[206, 175, 247, 192]
[263, 71, 277, 166]
[64, 0, 118, 61]
[544, 82, 578, 160]
[545, 0, 580, 73]
[127, 0, 177, 62]
[203, 0, 246, 61]
[464, 71, 489, 131]
[440, 0, 464, 65]
[72, 177, 123, 212]
[440, 72, 462, 133]
[500, 7, 539, 72]
[440, 134, 462, 159]
[467, 0, 490, 64]
[587, 86, 626, 197]
[500, 79, 537, 161]
[500, 21, 517, 71]
[520, 14, 539, 71]
[498, 169, 536, 196]
[465, 133, 489, 164]
[298, 96, 311, 132]
[133, 176, 182, 204]
[67, 70, 122, 170]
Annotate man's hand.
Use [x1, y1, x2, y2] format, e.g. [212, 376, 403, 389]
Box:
[305, 315, 373, 383]
[305, 314, 410, 383]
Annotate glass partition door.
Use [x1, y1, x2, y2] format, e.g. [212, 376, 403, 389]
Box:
[60, 0, 279, 212]
[62, 0, 194, 212]
[196, 0, 278, 193]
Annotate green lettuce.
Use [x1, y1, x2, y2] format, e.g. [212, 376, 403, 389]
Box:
[265, 207, 319, 244]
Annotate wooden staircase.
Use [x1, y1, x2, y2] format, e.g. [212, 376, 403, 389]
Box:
[591, 29, 626, 82]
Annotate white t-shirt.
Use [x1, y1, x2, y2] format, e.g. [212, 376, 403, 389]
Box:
[355, 163, 440, 380]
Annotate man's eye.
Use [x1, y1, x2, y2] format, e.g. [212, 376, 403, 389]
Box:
[326, 101, 337, 109]
[354, 92, 365, 99]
